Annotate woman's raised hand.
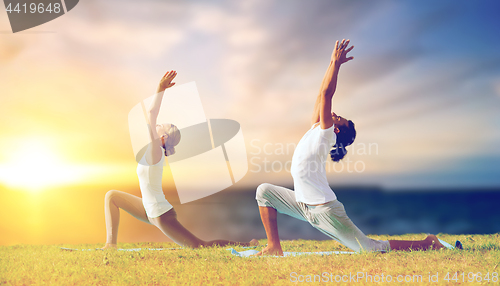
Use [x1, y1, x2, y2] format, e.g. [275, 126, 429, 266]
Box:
[331, 39, 354, 67]
[157, 70, 177, 93]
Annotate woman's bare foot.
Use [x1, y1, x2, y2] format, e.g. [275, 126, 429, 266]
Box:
[254, 245, 284, 256]
[249, 239, 259, 246]
[425, 234, 444, 250]
[101, 243, 118, 250]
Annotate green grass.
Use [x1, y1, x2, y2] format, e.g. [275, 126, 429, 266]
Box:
[1, 234, 499, 285]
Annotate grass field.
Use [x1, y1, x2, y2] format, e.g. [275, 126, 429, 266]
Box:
[1, 234, 499, 285]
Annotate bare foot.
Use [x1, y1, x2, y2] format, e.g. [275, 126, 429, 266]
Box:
[249, 239, 259, 246]
[101, 243, 118, 250]
[254, 245, 284, 256]
[425, 235, 444, 250]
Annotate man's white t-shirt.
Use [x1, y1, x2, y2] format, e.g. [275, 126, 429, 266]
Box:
[290, 124, 337, 204]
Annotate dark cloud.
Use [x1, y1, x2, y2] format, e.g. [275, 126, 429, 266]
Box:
[244, 0, 382, 96]
[355, 55, 500, 129]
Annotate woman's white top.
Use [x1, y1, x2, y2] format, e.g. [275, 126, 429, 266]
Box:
[290, 124, 337, 205]
[136, 146, 173, 218]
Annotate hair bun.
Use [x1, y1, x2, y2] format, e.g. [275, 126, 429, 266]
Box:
[164, 145, 175, 156]
[330, 144, 348, 162]
[330, 119, 356, 162]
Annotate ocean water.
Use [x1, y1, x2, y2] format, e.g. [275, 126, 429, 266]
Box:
[168, 187, 500, 242]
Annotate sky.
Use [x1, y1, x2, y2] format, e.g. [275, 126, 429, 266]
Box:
[0, 0, 499, 245]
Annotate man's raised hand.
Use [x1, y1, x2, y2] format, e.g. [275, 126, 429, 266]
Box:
[331, 39, 354, 67]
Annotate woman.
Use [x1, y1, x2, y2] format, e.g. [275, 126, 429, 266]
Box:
[102, 70, 257, 249]
[255, 40, 444, 256]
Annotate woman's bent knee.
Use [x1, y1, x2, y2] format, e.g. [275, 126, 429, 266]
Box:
[105, 190, 121, 203]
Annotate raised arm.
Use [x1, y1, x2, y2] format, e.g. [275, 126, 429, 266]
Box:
[311, 39, 353, 128]
[146, 70, 177, 164]
[311, 57, 337, 125]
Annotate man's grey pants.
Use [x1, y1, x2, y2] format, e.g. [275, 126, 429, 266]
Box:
[256, 183, 390, 252]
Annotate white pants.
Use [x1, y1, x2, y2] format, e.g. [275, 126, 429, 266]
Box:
[256, 183, 390, 252]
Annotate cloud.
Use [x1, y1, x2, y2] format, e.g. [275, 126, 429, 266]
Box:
[2, 0, 499, 189]
[0, 39, 24, 63]
[185, 1, 391, 140]
[61, 19, 185, 61]
[173, 1, 500, 185]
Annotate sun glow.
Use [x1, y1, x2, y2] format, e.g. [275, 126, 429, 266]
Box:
[0, 140, 85, 192]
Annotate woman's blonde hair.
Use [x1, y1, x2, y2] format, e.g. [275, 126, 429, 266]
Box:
[160, 123, 181, 156]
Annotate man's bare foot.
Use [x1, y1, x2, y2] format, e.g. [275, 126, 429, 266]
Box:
[425, 235, 444, 250]
[254, 245, 284, 256]
[249, 239, 259, 246]
[101, 243, 118, 250]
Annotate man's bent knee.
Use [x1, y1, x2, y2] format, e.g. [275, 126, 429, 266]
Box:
[255, 183, 272, 201]
[256, 183, 277, 208]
